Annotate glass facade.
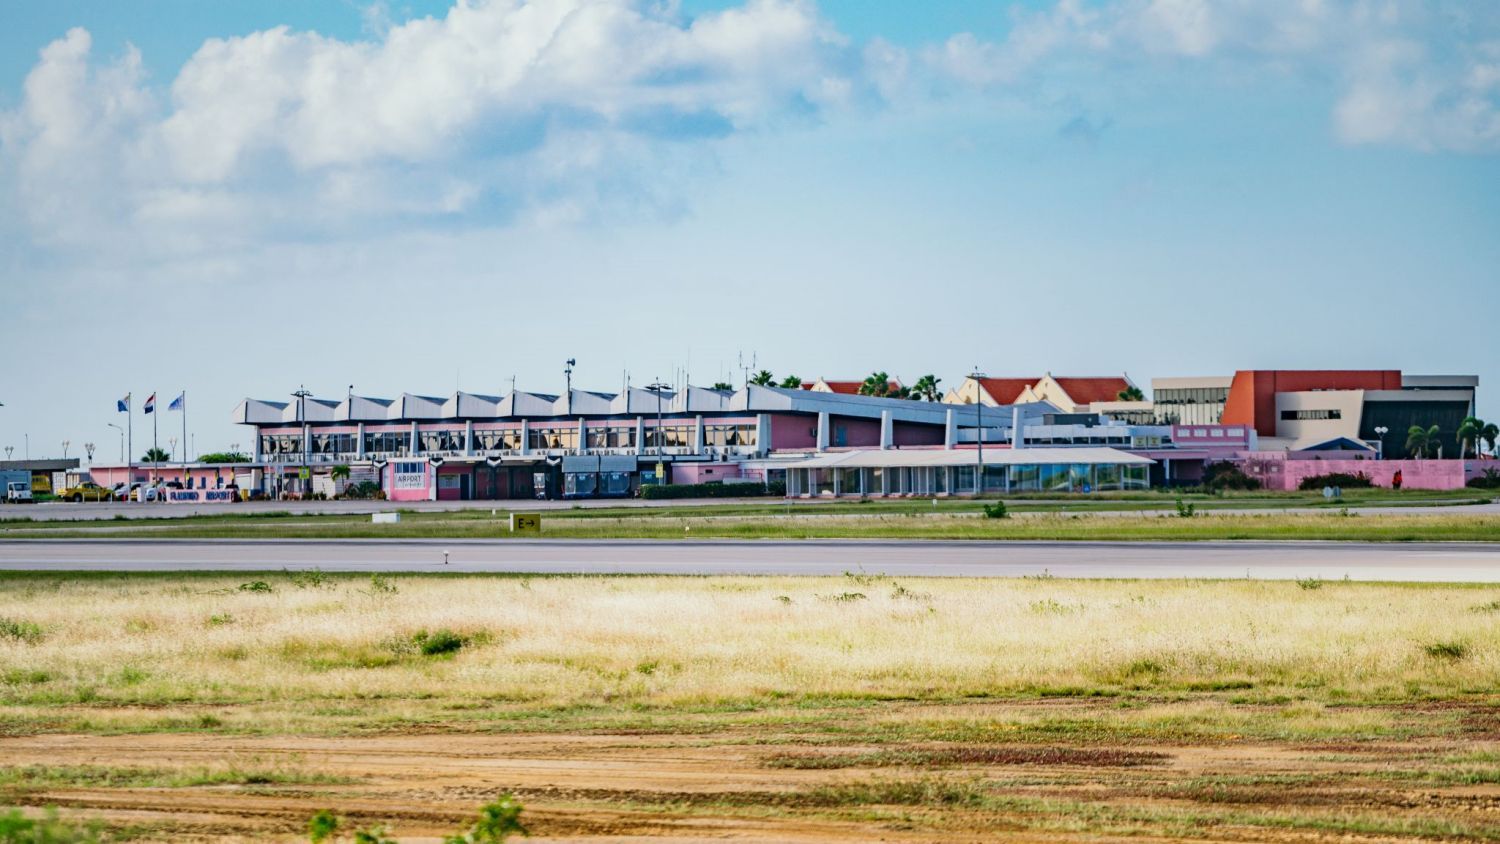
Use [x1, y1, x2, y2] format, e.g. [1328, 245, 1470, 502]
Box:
[703, 424, 757, 448]
[585, 426, 637, 449]
[1153, 386, 1228, 425]
[473, 428, 523, 452]
[528, 427, 578, 451]
[419, 429, 466, 453]
[364, 431, 410, 456]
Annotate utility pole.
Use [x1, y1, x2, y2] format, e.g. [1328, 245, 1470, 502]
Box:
[646, 380, 670, 485]
[969, 368, 986, 496]
[293, 386, 312, 497]
[564, 359, 576, 413]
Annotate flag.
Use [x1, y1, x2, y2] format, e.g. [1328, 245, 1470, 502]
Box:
[117, 393, 130, 412]
[169, 392, 185, 412]
[143, 393, 156, 414]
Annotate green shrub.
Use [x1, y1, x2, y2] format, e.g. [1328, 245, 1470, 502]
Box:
[1296, 577, 1323, 590]
[0, 807, 104, 843]
[0, 617, 44, 644]
[413, 629, 466, 656]
[640, 481, 785, 500]
[238, 580, 274, 593]
[1423, 641, 1469, 660]
[307, 809, 340, 844]
[1297, 472, 1374, 491]
[982, 501, 1008, 519]
[1201, 462, 1261, 491]
[1174, 499, 1196, 518]
[446, 795, 527, 844]
[1468, 468, 1500, 490]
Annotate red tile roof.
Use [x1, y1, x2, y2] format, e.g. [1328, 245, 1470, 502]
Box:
[976, 378, 1039, 405]
[1053, 377, 1133, 405]
[819, 379, 901, 395]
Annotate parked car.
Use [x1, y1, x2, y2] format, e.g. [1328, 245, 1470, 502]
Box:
[5, 481, 33, 504]
[59, 482, 112, 502]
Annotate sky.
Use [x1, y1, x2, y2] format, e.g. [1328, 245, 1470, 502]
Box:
[1, 0, 1497, 462]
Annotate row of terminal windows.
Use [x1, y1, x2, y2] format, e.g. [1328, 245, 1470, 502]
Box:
[265, 423, 760, 457]
[1280, 409, 1342, 421]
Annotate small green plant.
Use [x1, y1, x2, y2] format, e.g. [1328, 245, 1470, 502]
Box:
[1173, 498, 1196, 518]
[982, 500, 1008, 519]
[1296, 577, 1323, 591]
[829, 592, 867, 603]
[445, 795, 527, 843]
[0, 617, 44, 644]
[1423, 641, 1470, 660]
[364, 574, 398, 596]
[287, 568, 332, 589]
[207, 613, 235, 627]
[354, 826, 397, 844]
[0, 807, 104, 843]
[238, 580, 274, 593]
[413, 629, 467, 656]
[307, 809, 340, 844]
[1471, 600, 1500, 614]
[774, 595, 792, 604]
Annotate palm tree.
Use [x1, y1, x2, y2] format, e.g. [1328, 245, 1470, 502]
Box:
[1405, 424, 1440, 459]
[710, 381, 734, 391]
[1117, 385, 1145, 402]
[778, 375, 803, 389]
[749, 370, 775, 387]
[1457, 416, 1492, 459]
[141, 447, 170, 463]
[1484, 421, 1500, 457]
[858, 371, 893, 398]
[909, 374, 942, 402]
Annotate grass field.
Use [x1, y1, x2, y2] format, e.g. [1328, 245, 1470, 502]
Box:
[3, 572, 1500, 840]
[2, 497, 1498, 542]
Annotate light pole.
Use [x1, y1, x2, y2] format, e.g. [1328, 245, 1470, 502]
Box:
[85, 442, 95, 463]
[61, 440, 70, 459]
[646, 380, 670, 485]
[107, 423, 124, 462]
[3, 446, 11, 461]
[293, 386, 312, 497]
[1374, 426, 1389, 460]
[169, 437, 177, 465]
[969, 368, 986, 496]
[564, 359, 576, 413]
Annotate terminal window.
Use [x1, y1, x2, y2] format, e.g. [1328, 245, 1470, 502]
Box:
[1280, 409, 1342, 421]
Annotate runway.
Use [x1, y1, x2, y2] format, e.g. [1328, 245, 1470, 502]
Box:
[1, 538, 1498, 581]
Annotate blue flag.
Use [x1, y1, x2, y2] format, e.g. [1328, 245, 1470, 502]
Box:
[117, 392, 130, 412]
[169, 393, 184, 412]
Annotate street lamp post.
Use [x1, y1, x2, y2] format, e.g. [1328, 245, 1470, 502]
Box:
[969, 368, 986, 496]
[1374, 426, 1389, 460]
[646, 380, 670, 485]
[85, 442, 95, 463]
[107, 423, 124, 462]
[62, 440, 70, 459]
[292, 386, 312, 498]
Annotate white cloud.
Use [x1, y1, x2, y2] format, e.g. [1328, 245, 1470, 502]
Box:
[0, 0, 848, 257]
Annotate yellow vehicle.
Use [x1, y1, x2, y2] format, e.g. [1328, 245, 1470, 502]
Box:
[59, 482, 112, 503]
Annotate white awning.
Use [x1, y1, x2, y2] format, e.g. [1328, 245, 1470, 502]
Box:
[781, 447, 1153, 469]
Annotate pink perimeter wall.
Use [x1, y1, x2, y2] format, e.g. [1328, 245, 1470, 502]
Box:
[1242, 454, 1466, 490]
[671, 463, 742, 484]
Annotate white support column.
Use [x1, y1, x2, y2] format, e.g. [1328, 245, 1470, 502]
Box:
[880, 411, 893, 450]
[816, 412, 830, 453]
[520, 420, 530, 455]
[302, 424, 311, 460]
[693, 415, 705, 455]
[944, 408, 956, 450]
[635, 417, 645, 455]
[577, 417, 587, 455]
[356, 423, 366, 459]
[409, 420, 419, 456]
[464, 421, 474, 456]
[253, 432, 263, 462]
[1012, 406, 1024, 450]
[756, 413, 770, 457]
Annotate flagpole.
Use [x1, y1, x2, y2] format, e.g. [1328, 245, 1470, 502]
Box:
[152, 392, 158, 485]
[181, 391, 188, 470]
[127, 396, 133, 494]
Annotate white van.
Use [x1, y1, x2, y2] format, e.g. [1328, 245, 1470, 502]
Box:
[5, 481, 33, 503]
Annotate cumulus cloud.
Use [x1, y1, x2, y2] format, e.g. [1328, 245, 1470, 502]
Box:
[0, 0, 1496, 269]
[0, 0, 850, 256]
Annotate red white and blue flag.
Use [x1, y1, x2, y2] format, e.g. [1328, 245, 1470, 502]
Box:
[143, 393, 156, 414]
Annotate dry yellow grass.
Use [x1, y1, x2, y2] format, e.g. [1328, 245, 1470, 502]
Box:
[2, 573, 1497, 723]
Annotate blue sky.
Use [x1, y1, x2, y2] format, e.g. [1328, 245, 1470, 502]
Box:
[1, 1, 1497, 460]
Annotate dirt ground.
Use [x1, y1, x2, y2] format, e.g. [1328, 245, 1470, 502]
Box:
[4, 708, 1500, 843]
